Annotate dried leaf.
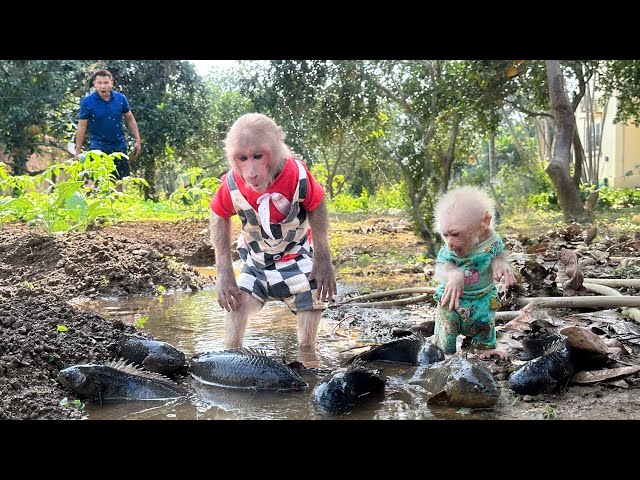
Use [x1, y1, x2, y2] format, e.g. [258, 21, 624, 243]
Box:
[571, 365, 640, 384]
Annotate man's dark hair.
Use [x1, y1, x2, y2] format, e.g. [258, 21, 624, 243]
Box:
[92, 68, 114, 82]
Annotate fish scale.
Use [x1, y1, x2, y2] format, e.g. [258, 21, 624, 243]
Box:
[57, 362, 187, 401]
[189, 350, 307, 391]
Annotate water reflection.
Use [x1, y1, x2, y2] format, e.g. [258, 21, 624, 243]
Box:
[76, 291, 494, 420]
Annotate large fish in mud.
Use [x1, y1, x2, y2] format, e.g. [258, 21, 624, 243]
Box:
[508, 335, 574, 395]
[410, 355, 500, 408]
[313, 362, 386, 415]
[189, 348, 307, 391]
[345, 334, 445, 367]
[119, 334, 186, 376]
[57, 359, 188, 402]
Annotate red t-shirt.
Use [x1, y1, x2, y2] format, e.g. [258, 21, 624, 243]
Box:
[210, 158, 325, 221]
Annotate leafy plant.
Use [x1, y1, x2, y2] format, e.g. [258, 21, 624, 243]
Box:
[542, 404, 557, 419]
[59, 397, 85, 411]
[57, 325, 68, 337]
[134, 315, 149, 330]
[169, 167, 220, 218]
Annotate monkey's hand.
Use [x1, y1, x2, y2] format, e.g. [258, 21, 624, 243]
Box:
[309, 260, 336, 303]
[492, 257, 518, 289]
[215, 267, 242, 312]
[441, 269, 464, 310]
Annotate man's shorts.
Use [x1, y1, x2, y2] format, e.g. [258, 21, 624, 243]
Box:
[237, 252, 328, 313]
[113, 157, 131, 179]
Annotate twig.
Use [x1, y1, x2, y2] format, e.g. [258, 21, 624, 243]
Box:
[515, 296, 640, 308]
[341, 293, 432, 309]
[328, 313, 357, 334]
[338, 344, 379, 354]
[580, 278, 640, 288]
[337, 287, 436, 305]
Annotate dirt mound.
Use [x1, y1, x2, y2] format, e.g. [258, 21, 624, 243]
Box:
[1, 217, 639, 420]
[0, 220, 215, 419]
[0, 221, 214, 301]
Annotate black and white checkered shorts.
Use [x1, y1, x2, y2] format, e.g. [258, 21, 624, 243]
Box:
[237, 250, 328, 313]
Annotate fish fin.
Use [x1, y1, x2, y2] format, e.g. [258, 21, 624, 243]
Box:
[345, 358, 382, 375]
[427, 390, 450, 405]
[225, 346, 270, 358]
[410, 331, 425, 342]
[542, 334, 567, 355]
[104, 358, 175, 382]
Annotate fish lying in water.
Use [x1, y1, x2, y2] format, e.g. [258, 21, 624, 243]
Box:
[189, 348, 307, 391]
[313, 362, 386, 415]
[410, 355, 500, 408]
[119, 334, 186, 376]
[57, 359, 188, 402]
[345, 334, 445, 367]
[508, 335, 573, 395]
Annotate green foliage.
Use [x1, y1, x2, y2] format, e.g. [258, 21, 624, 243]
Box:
[101, 61, 210, 184]
[59, 397, 85, 411]
[355, 253, 372, 266]
[328, 190, 370, 213]
[542, 404, 557, 420]
[368, 181, 408, 213]
[599, 61, 640, 126]
[0, 60, 90, 174]
[597, 186, 640, 209]
[134, 315, 149, 330]
[529, 191, 558, 210]
[169, 167, 220, 218]
[0, 151, 149, 234]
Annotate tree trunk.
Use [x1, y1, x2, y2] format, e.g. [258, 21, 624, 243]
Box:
[440, 112, 460, 192]
[572, 125, 585, 187]
[488, 132, 497, 183]
[404, 175, 437, 257]
[545, 60, 584, 222]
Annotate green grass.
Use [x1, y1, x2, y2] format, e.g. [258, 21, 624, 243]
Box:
[501, 205, 640, 238]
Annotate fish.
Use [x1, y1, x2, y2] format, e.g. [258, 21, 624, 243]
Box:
[313, 361, 386, 415]
[189, 348, 308, 391]
[345, 333, 445, 367]
[57, 359, 188, 402]
[508, 335, 574, 395]
[410, 355, 500, 408]
[119, 334, 186, 376]
[521, 332, 567, 360]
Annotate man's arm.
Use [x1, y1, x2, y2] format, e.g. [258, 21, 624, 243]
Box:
[123, 111, 142, 159]
[75, 119, 89, 159]
[307, 199, 336, 302]
[210, 211, 241, 311]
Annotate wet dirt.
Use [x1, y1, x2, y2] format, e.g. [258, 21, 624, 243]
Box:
[1, 217, 639, 420]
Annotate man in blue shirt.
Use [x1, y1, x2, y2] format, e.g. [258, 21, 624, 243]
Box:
[74, 68, 141, 179]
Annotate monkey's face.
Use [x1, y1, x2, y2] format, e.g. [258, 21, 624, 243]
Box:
[439, 209, 485, 257]
[441, 229, 475, 257]
[231, 144, 275, 193]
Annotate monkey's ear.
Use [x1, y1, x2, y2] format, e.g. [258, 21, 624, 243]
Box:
[482, 211, 492, 226]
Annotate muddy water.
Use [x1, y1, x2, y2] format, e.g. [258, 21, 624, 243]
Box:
[75, 291, 494, 420]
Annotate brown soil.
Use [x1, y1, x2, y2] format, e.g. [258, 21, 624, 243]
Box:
[1, 216, 639, 420]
